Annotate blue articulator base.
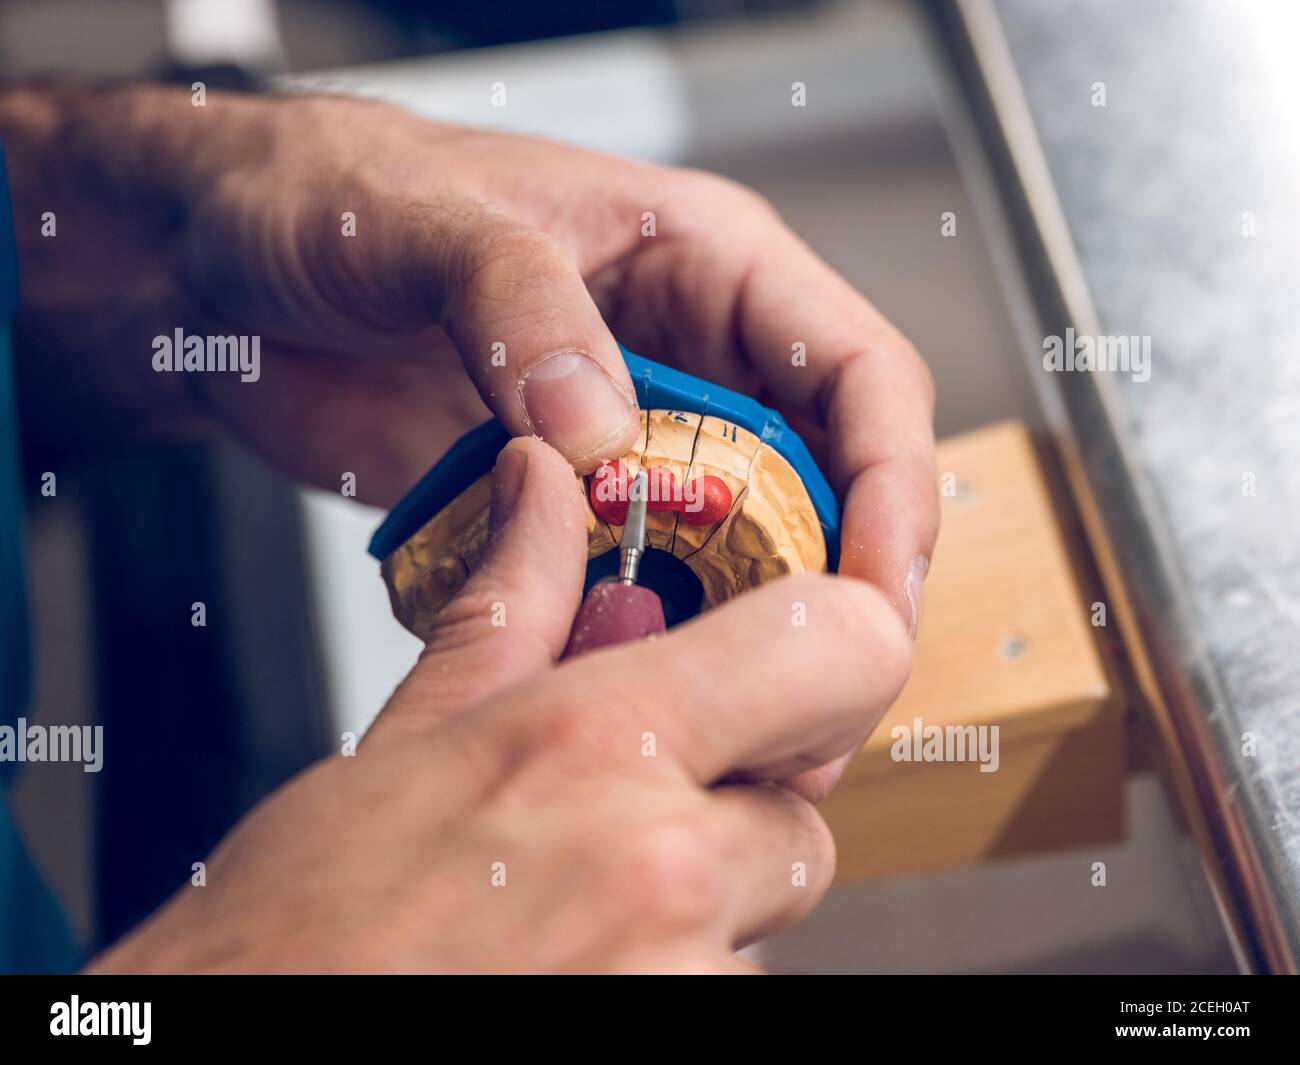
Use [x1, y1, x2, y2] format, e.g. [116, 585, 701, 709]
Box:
[368, 348, 841, 572]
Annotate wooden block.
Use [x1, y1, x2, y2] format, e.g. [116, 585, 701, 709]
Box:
[821, 420, 1124, 880]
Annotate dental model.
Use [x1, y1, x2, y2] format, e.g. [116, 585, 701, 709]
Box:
[369, 351, 840, 641]
[380, 408, 829, 640]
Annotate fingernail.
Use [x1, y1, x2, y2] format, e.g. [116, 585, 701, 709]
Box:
[489, 444, 528, 535]
[904, 555, 929, 641]
[519, 351, 636, 468]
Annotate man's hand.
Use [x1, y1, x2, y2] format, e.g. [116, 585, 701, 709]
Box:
[1, 84, 935, 797]
[2, 86, 936, 619]
[88, 439, 910, 974]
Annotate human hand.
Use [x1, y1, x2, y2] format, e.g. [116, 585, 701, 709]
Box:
[3, 84, 936, 631]
[3, 84, 934, 798]
[87, 438, 910, 973]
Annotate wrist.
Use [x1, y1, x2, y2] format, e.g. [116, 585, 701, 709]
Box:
[0, 83, 262, 458]
[0, 81, 265, 255]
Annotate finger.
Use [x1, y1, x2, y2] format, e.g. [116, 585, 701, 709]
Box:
[709, 784, 836, 947]
[778, 750, 855, 805]
[751, 402, 867, 800]
[716, 956, 767, 975]
[599, 183, 939, 631]
[369, 437, 588, 741]
[615, 952, 766, 974]
[380, 201, 641, 472]
[722, 227, 939, 635]
[505, 571, 911, 785]
[828, 349, 938, 638]
[678, 954, 767, 975]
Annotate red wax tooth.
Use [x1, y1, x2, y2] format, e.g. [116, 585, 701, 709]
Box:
[682, 475, 732, 526]
[590, 460, 630, 524]
[646, 466, 679, 512]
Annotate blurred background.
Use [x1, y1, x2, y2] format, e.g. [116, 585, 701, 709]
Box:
[6, 0, 1238, 972]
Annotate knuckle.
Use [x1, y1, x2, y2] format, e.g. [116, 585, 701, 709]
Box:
[601, 822, 726, 929]
[868, 604, 913, 692]
[725, 182, 779, 222]
[525, 699, 622, 765]
[912, 346, 937, 409]
[674, 168, 780, 222]
[875, 325, 935, 410]
[797, 802, 838, 875]
[804, 574, 910, 673]
[458, 222, 565, 299]
[416, 582, 553, 694]
[425, 587, 501, 655]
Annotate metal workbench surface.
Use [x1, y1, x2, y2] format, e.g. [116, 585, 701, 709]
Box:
[940, 0, 1300, 970]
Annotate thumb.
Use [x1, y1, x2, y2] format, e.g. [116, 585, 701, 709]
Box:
[437, 213, 640, 472]
[345, 199, 640, 469]
[369, 436, 590, 742]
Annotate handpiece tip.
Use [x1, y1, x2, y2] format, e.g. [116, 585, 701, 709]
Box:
[619, 469, 650, 584]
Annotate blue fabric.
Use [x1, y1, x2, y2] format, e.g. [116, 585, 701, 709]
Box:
[0, 145, 81, 973]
